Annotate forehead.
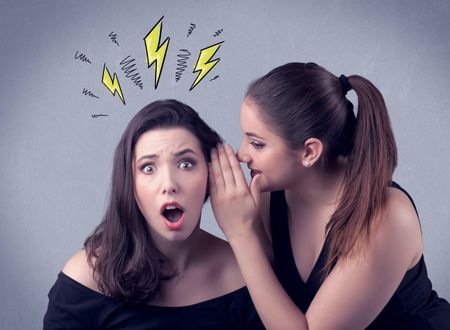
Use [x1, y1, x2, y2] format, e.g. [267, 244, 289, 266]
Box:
[240, 98, 295, 152]
[240, 98, 270, 130]
[134, 127, 202, 157]
[240, 98, 279, 136]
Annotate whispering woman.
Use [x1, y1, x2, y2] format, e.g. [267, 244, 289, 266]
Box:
[209, 62, 450, 329]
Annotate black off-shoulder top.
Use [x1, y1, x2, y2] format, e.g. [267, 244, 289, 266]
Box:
[43, 272, 264, 329]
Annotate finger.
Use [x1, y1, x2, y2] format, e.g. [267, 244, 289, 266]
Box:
[217, 143, 236, 189]
[208, 162, 216, 194]
[250, 174, 262, 210]
[224, 144, 248, 190]
[210, 148, 225, 191]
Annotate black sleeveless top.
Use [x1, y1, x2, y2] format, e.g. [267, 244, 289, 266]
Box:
[270, 183, 450, 329]
[43, 272, 265, 329]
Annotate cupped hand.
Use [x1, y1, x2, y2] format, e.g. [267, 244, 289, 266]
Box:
[209, 144, 261, 242]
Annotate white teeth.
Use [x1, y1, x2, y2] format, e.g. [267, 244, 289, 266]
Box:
[165, 205, 176, 210]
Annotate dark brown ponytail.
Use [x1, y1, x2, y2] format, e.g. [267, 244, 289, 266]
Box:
[323, 75, 397, 276]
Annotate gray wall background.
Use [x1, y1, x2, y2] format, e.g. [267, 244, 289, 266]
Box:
[1, 1, 449, 329]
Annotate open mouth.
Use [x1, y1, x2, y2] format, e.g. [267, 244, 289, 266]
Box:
[162, 205, 184, 223]
[160, 202, 185, 230]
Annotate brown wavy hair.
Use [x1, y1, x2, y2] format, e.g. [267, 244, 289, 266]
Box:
[84, 99, 222, 304]
[246, 62, 397, 279]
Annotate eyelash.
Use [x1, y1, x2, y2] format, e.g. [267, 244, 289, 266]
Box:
[141, 164, 155, 174]
[140, 159, 196, 174]
[250, 141, 265, 149]
[178, 159, 196, 169]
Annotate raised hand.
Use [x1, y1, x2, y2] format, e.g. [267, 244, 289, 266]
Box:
[209, 143, 261, 242]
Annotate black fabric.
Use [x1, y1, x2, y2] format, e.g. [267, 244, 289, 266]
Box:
[270, 183, 450, 329]
[43, 272, 265, 330]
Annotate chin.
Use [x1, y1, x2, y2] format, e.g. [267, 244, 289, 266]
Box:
[258, 179, 275, 193]
[155, 232, 188, 245]
[262, 176, 294, 192]
[164, 233, 190, 242]
[162, 225, 198, 243]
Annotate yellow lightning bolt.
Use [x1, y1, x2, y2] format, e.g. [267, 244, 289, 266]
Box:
[190, 41, 224, 91]
[102, 64, 125, 105]
[144, 16, 170, 89]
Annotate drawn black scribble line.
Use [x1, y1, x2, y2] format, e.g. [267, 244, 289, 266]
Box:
[120, 55, 144, 89]
[187, 23, 196, 37]
[74, 51, 92, 64]
[109, 32, 120, 47]
[209, 75, 219, 81]
[82, 88, 100, 98]
[212, 28, 223, 37]
[91, 114, 108, 118]
[175, 49, 191, 82]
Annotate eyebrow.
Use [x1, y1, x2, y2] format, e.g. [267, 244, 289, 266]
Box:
[174, 148, 198, 157]
[136, 148, 198, 163]
[245, 132, 265, 140]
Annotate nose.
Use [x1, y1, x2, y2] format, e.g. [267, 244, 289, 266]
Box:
[162, 186, 177, 194]
[237, 141, 251, 163]
[161, 168, 179, 195]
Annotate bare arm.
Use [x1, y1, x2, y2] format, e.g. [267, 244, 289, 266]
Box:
[209, 144, 422, 329]
[229, 230, 308, 329]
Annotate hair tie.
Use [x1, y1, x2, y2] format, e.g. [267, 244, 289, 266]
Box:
[338, 74, 352, 95]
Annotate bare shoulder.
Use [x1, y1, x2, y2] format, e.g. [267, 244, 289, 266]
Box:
[62, 249, 100, 293]
[382, 187, 422, 238]
[199, 230, 245, 289]
[371, 187, 423, 268]
[384, 187, 419, 224]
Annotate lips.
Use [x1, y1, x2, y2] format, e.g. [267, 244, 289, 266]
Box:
[160, 202, 185, 230]
[250, 168, 261, 178]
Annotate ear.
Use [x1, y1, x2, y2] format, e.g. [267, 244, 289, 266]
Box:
[300, 138, 323, 168]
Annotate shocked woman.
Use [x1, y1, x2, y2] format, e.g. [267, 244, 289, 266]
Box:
[43, 99, 264, 329]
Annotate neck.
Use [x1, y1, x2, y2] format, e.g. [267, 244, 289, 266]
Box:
[285, 163, 346, 214]
[153, 224, 204, 276]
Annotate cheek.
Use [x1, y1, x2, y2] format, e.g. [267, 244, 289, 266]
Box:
[193, 174, 208, 192]
[134, 178, 148, 202]
[259, 152, 298, 187]
[277, 158, 300, 182]
[256, 151, 273, 170]
[188, 170, 208, 196]
[134, 177, 157, 213]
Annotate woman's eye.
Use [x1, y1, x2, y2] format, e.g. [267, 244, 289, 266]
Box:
[179, 161, 194, 169]
[250, 141, 265, 149]
[142, 164, 155, 173]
